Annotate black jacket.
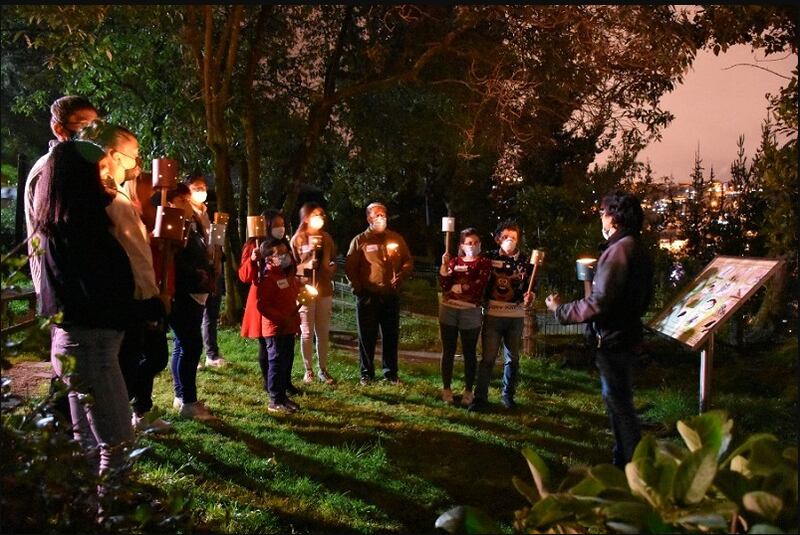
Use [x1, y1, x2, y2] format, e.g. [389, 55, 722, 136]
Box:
[555, 231, 654, 350]
[39, 225, 135, 330]
[174, 219, 214, 296]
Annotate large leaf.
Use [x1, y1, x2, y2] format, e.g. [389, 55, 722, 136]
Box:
[632, 434, 658, 463]
[434, 506, 500, 534]
[677, 410, 733, 459]
[731, 454, 752, 477]
[676, 513, 728, 529]
[512, 475, 539, 504]
[674, 445, 718, 504]
[714, 468, 756, 506]
[589, 464, 629, 492]
[655, 456, 679, 503]
[521, 447, 550, 497]
[748, 523, 785, 534]
[626, 459, 666, 509]
[747, 439, 789, 477]
[604, 500, 653, 525]
[526, 495, 581, 529]
[742, 491, 783, 523]
[721, 433, 779, 468]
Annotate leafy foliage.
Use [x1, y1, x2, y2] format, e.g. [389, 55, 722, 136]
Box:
[436, 410, 798, 534]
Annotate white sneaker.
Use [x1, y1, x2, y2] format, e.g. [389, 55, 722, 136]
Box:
[441, 388, 454, 404]
[180, 401, 216, 421]
[205, 357, 226, 368]
[461, 389, 474, 406]
[173, 397, 183, 410]
[132, 412, 172, 433]
[303, 370, 315, 384]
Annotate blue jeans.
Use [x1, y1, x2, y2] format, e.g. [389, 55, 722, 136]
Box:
[50, 326, 133, 476]
[474, 315, 523, 402]
[169, 294, 204, 403]
[202, 291, 222, 360]
[596, 349, 641, 468]
[264, 334, 296, 403]
[356, 292, 400, 380]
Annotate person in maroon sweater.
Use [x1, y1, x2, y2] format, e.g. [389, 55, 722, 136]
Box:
[438, 227, 493, 406]
[256, 238, 302, 414]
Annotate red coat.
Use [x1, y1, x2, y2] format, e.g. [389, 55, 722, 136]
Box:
[238, 239, 264, 338]
[256, 266, 301, 337]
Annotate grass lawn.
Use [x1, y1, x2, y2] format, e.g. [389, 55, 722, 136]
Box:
[127, 307, 798, 534]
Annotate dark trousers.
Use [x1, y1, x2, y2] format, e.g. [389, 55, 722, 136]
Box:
[263, 334, 295, 403]
[355, 292, 399, 380]
[440, 324, 480, 390]
[258, 336, 269, 390]
[595, 349, 641, 468]
[168, 295, 204, 404]
[202, 291, 222, 360]
[119, 321, 169, 416]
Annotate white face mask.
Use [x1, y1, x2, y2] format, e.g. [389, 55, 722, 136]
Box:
[462, 244, 480, 258]
[271, 227, 285, 239]
[191, 190, 207, 205]
[308, 214, 325, 231]
[371, 216, 387, 233]
[602, 226, 614, 240]
[501, 238, 517, 255]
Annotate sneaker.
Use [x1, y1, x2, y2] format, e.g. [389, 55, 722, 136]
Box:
[286, 384, 301, 396]
[318, 369, 335, 385]
[284, 398, 300, 412]
[500, 395, 517, 409]
[461, 389, 474, 406]
[467, 399, 487, 413]
[359, 376, 372, 386]
[180, 401, 216, 421]
[303, 370, 315, 384]
[172, 397, 183, 410]
[267, 402, 293, 414]
[205, 357, 226, 368]
[132, 412, 172, 433]
[441, 388, 454, 404]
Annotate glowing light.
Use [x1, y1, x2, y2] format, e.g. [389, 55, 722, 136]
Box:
[308, 215, 325, 231]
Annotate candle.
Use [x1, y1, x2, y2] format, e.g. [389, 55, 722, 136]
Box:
[151, 158, 178, 190]
[576, 258, 597, 281]
[308, 214, 325, 231]
[209, 223, 226, 247]
[247, 215, 267, 240]
[441, 217, 455, 232]
[214, 212, 230, 225]
[153, 206, 186, 241]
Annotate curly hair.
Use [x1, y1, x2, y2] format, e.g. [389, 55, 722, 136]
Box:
[493, 220, 521, 240]
[77, 119, 136, 150]
[601, 190, 645, 234]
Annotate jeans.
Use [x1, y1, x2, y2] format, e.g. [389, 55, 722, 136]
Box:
[169, 294, 204, 403]
[257, 336, 269, 390]
[50, 326, 133, 476]
[119, 321, 169, 416]
[264, 334, 296, 403]
[474, 315, 523, 402]
[356, 292, 399, 380]
[202, 291, 222, 360]
[596, 349, 641, 468]
[299, 295, 333, 373]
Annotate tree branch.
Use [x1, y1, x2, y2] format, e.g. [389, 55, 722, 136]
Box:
[721, 62, 792, 80]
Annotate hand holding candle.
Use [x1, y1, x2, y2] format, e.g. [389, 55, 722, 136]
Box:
[386, 242, 400, 287]
[247, 215, 267, 247]
[442, 217, 455, 256]
[576, 257, 597, 298]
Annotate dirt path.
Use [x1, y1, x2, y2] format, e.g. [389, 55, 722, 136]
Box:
[3, 361, 51, 399]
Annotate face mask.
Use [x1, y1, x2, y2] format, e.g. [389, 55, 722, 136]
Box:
[124, 165, 141, 183]
[371, 216, 387, 233]
[501, 238, 516, 254]
[191, 190, 207, 205]
[308, 214, 325, 231]
[602, 227, 613, 240]
[462, 244, 480, 258]
[271, 227, 285, 239]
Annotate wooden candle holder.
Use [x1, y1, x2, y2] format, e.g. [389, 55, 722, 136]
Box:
[153, 206, 186, 242]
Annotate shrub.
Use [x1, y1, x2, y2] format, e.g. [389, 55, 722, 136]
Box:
[436, 410, 798, 534]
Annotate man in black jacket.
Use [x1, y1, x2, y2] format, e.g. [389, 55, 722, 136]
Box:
[545, 190, 654, 468]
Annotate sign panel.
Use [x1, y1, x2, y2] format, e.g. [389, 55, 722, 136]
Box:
[649, 256, 781, 351]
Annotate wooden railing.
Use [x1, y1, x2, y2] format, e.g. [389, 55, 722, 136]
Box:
[0, 288, 37, 338]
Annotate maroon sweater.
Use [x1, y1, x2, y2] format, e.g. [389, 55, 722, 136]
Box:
[439, 256, 493, 308]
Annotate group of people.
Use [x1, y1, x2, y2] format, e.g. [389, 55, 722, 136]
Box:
[24, 94, 654, 496]
[24, 96, 229, 484]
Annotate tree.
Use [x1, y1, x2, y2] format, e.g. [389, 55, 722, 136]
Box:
[684, 147, 709, 261]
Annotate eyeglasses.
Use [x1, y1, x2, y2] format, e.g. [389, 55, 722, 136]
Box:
[114, 149, 142, 170]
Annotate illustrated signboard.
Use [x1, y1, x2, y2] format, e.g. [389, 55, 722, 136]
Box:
[649, 256, 782, 351]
